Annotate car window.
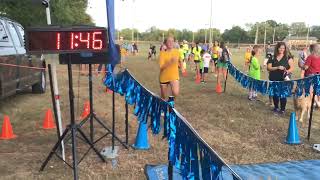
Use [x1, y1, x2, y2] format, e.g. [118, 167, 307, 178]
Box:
[0, 22, 9, 42]
[7, 22, 22, 47]
[16, 25, 25, 46]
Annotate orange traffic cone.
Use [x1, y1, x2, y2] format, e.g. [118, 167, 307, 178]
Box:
[216, 82, 223, 94]
[0, 115, 17, 139]
[80, 101, 90, 119]
[105, 87, 113, 94]
[195, 73, 201, 84]
[182, 70, 188, 77]
[182, 68, 188, 77]
[182, 62, 187, 77]
[43, 109, 56, 129]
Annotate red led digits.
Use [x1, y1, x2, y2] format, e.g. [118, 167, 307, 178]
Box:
[56, 33, 61, 50]
[71, 32, 74, 49]
[80, 32, 90, 49]
[92, 31, 103, 50]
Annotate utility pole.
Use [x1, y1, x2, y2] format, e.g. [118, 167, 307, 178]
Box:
[192, 31, 194, 42]
[131, 0, 135, 42]
[272, 28, 275, 44]
[136, 31, 139, 42]
[42, 0, 65, 162]
[162, 32, 164, 42]
[209, 0, 213, 44]
[306, 25, 310, 47]
[205, 24, 209, 44]
[264, 22, 267, 50]
[254, 24, 259, 45]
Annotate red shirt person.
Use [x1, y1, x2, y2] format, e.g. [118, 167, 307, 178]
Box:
[304, 44, 320, 77]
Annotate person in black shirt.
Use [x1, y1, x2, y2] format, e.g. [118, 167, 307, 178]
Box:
[148, 44, 156, 60]
[267, 42, 294, 115]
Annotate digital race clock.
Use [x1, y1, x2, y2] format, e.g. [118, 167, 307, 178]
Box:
[25, 26, 108, 54]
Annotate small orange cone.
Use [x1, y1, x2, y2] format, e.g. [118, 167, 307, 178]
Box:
[195, 73, 201, 84]
[182, 62, 187, 77]
[105, 87, 113, 94]
[0, 115, 17, 139]
[80, 101, 90, 119]
[216, 82, 223, 94]
[182, 69, 188, 77]
[43, 109, 56, 129]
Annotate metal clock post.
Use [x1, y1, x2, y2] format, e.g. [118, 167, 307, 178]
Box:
[42, 0, 65, 162]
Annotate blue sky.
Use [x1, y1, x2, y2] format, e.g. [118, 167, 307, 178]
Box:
[87, 0, 320, 32]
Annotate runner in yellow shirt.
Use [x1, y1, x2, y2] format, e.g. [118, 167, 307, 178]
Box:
[192, 42, 202, 78]
[244, 47, 251, 72]
[210, 40, 220, 75]
[159, 36, 181, 100]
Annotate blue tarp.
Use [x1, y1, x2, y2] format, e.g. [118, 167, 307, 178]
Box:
[222, 160, 320, 180]
[145, 164, 182, 180]
[147, 160, 320, 180]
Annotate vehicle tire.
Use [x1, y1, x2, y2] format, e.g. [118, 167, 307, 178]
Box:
[32, 70, 46, 94]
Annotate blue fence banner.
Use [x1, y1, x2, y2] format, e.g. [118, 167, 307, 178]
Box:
[104, 69, 242, 180]
[227, 62, 320, 97]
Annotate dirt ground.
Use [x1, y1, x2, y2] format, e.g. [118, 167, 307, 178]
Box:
[0, 46, 320, 179]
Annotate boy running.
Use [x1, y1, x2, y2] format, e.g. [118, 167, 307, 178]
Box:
[202, 50, 211, 83]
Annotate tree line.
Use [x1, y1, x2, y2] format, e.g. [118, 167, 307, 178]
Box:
[118, 20, 320, 44]
[1, 1, 319, 44]
[0, 0, 93, 27]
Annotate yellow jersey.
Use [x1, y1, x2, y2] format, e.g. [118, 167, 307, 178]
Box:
[179, 48, 185, 60]
[159, 49, 180, 83]
[183, 44, 189, 54]
[245, 52, 251, 63]
[192, 46, 202, 61]
[212, 46, 219, 59]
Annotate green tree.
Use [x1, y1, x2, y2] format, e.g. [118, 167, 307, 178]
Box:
[0, 0, 93, 27]
[246, 21, 289, 43]
[222, 26, 249, 43]
[310, 26, 320, 42]
[119, 28, 133, 41]
[290, 22, 307, 37]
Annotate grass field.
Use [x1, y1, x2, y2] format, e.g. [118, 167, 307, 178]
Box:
[0, 43, 320, 179]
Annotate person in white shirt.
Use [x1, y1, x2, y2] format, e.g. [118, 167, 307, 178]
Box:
[201, 50, 212, 83]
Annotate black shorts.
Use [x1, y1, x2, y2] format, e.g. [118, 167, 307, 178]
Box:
[200, 67, 208, 74]
[203, 67, 209, 73]
[160, 79, 178, 85]
[160, 81, 170, 85]
[212, 58, 218, 63]
[194, 60, 200, 63]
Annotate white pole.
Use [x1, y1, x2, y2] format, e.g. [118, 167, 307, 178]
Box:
[205, 29, 207, 44]
[192, 31, 194, 42]
[131, 0, 135, 42]
[254, 24, 259, 45]
[306, 25, 310, 47]
[272, 28, 275, 44]
[45, 7, 51, 25]
[264, 22, 267, 50]
[45, 3, 65, 162]
[209, 0, 213, 44]
[162, 32, 164, 42]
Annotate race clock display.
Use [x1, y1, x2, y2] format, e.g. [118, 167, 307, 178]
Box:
[26, 26, 108, 53]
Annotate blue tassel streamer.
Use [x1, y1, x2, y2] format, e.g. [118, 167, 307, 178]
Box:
[105, 68, 240, 180]
[190, 137, 199, 179]
[168, 110, 177, 162]
[225, 61, 320, 98]
[313, 75, 320, 96]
